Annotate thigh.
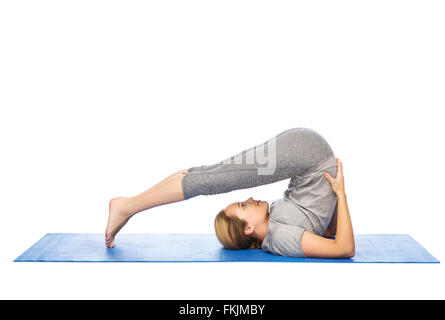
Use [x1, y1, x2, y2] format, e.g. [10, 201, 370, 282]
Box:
[274, 127, 334, 173]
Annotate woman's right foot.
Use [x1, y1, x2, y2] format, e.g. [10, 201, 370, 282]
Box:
[105, 197, 132, 248]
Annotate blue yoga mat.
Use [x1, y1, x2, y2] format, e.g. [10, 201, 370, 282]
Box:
[14, 233, 439, 263]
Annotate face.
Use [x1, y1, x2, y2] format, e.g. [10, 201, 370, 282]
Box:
[224, 197, 269, 234]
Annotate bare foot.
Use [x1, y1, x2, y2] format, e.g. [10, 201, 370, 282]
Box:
[105, 197, 132, 248]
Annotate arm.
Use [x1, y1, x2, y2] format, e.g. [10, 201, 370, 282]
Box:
[323, 201, 337, 238]
[301, 158, 355, 258]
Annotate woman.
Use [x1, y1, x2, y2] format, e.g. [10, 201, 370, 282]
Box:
[105, 127, 354, 259]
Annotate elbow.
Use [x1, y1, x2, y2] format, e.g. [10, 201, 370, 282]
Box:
[337, 245, 355, 259]
[345, 247, 355, 259]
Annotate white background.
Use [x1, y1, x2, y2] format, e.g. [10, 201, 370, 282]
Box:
[1, 0, 444, 299]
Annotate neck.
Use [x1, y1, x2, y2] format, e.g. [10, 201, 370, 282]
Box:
[253, 217, 269, 243]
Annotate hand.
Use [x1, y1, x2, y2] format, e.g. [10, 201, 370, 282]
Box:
[323, 158, 345, 197]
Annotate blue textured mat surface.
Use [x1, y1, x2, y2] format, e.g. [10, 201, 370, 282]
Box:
[14, 233, 439, 263]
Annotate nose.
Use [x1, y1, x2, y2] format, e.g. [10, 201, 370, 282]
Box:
[243, 197, 258, 206]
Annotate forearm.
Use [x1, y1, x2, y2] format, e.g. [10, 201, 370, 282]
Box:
[333, 192, 355, 256]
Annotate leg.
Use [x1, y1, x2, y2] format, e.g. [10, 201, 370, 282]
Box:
[105, 169, 189, 247]
[140, 168, 189, 194]
[182, 127, 334, 200]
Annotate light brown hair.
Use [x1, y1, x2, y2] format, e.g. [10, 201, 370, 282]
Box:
[214, 209, 262, 250]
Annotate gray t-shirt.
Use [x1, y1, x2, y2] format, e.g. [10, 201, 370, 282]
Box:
[261, 154, 338, 257]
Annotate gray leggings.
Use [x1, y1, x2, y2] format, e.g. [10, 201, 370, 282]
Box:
[182, 127, 335, 200]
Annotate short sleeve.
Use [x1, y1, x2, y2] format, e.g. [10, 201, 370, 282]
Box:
[262, 224, 307, 258]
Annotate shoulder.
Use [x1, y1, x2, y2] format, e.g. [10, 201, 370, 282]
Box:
[262, 222, 306, 258]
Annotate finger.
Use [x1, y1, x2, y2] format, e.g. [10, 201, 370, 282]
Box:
[336, 158, 343, 176]
[323, 171, 333, 183]
[338, 160, 343, 175]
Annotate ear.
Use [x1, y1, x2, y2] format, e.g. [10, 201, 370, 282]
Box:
[244, 224, 255, 236]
